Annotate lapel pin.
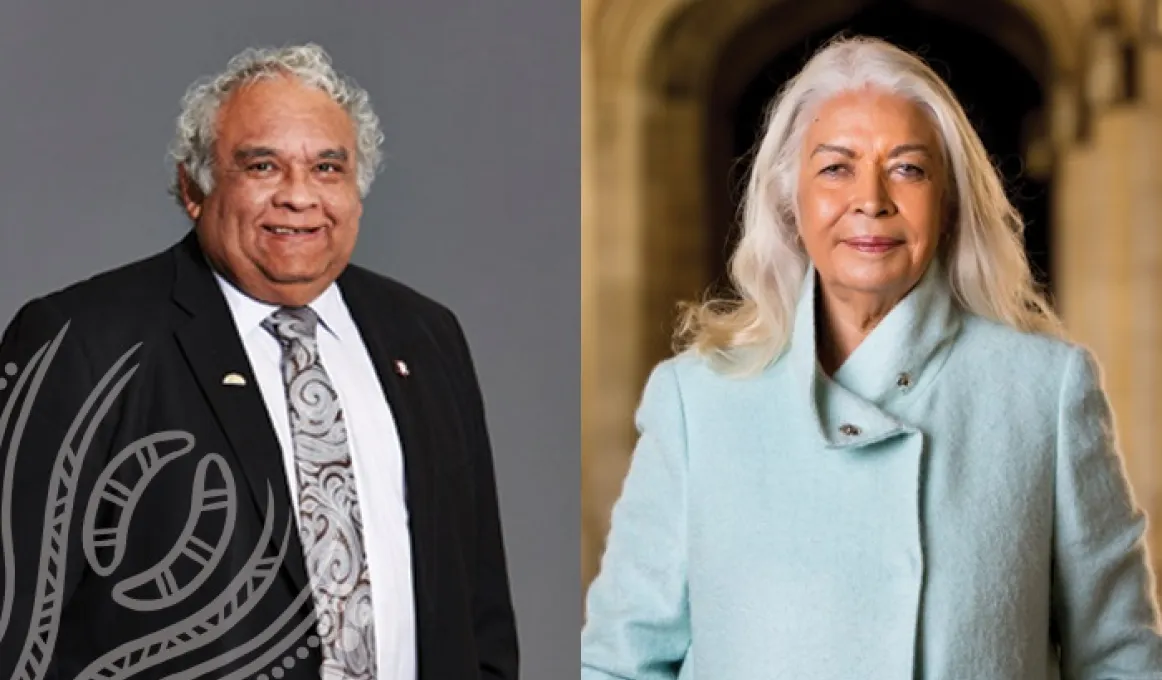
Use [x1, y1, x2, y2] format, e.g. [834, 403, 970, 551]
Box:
[222, 372, 247, 387]
[394, 360, 410, 377]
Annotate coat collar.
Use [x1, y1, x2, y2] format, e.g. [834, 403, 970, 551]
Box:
[785, 259, 962, 450]
[170, 229, 312, 591]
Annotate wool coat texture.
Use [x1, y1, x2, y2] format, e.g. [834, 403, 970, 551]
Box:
[581, 263, 1162, 679]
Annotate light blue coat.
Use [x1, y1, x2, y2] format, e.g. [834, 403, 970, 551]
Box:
[581, 263, 1162, 679]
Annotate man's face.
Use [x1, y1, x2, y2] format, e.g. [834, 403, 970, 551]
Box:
[181, 74, 363, 306]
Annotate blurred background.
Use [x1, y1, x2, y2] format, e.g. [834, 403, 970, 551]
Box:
[582, 0, 1162, 598]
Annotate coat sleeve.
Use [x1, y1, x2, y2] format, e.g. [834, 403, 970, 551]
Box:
[438, 307, 520, 680]
[581, 360, 691, 680]
[1052, 346, 1162, 678]
[0, 296, 111, 680]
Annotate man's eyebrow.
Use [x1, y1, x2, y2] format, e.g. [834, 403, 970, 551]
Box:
[316, 148, 350, 161]
[232, 147, 351, 162]
[233, 146, 278, 163]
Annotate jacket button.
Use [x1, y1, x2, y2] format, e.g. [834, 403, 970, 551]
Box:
[896, 372, 912, 388]
[839, 423, 861, 436]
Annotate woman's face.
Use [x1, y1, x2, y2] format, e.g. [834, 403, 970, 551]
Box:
[796, 88, 946, 305]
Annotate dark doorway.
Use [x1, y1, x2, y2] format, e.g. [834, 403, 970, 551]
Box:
[705, 0, 1052, 302]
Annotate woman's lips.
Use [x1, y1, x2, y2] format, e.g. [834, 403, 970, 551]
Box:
[843, 236, 903, 254]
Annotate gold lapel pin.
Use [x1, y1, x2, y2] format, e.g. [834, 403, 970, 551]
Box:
[394, 360, 410, 377]
[222, 372, 247, 387]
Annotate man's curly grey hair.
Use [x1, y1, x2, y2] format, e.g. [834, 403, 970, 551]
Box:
[168, 43, 384, 206]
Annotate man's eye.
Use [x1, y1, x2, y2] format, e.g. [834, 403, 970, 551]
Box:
[248, 161, 275, 172]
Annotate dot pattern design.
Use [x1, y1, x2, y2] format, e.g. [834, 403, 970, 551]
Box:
[0, 362, 17, 391]
[253, 636, 322, 679]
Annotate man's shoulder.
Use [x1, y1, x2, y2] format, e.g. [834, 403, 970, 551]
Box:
[8, 243, 178, 346]
[339, 263, 457, 324]
[45, 247, 173, 308]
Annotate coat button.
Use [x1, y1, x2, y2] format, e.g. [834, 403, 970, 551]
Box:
[896, 372, 912, 389]
[839, 423, 861, 437]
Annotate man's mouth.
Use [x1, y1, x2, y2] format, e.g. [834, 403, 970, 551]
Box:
[263, 225, 323, 236]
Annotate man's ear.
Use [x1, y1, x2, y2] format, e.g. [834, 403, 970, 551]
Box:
[177, 164, 205, 221]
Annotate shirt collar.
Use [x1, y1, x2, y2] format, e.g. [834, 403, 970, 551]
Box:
[211, 269, 345, 341]
[785, 259, 962, 449]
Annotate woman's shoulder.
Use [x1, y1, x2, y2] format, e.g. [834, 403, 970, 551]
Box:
[956, 313, 1093, 386]
[654, 347, 790, 387]
[639, 352, 722, 407]
[638, 347, 793, 415]
[633, 350, 795, 450]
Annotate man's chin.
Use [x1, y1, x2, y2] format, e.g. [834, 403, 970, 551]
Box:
[267, 272, 326, 285]
[238, 267, 334, 303]
[260, 260, 340, 286]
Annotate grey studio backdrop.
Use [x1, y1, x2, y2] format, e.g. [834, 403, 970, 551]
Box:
[0, 1, 578, 676]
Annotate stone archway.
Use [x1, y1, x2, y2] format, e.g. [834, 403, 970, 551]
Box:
[581, 0, 1162, 596]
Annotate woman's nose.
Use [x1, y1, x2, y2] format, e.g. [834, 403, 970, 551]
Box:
[853, 170, 897, 218]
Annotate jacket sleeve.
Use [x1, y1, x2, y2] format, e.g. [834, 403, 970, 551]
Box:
[1052, 346, 1162, 678]
[581, 360, 691, 680]
[440, 307, 520, 680]
[0, 296, 111, 680]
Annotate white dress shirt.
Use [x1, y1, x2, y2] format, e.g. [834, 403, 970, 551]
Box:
[214, 271, 416, 680]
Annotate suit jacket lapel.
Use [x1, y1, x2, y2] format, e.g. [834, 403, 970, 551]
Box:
[337, 269, 439, 629]
[169, 230, 310, 592]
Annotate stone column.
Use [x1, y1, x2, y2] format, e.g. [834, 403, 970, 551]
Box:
[581, 0, 598, 597]
[1054, 32, 1162, 586]
[581, 62, 649, 597]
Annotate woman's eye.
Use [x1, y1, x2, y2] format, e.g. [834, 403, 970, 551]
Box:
[895, 163, 927, 179]
[820, 164, 848, 177]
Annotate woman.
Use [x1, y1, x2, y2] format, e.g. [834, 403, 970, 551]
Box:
[581, 35, 1162, 678]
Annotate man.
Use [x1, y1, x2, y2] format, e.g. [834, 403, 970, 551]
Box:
[0, 44, 518, 680]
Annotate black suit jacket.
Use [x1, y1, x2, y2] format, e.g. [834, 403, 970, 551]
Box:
[0, 230, 518, 679]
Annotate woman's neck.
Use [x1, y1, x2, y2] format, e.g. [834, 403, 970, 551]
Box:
[815, 284, 902, 376]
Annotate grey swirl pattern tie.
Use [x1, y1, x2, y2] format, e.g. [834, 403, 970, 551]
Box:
[262, 306, 377, 679]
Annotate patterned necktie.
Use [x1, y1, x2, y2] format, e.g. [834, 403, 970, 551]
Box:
[262, 306, 377, 679]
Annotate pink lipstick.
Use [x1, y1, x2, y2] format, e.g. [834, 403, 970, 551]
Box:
[844, 236, 903, 254]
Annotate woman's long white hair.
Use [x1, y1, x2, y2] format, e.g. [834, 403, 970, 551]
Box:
[676, 35, 1062, 375]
